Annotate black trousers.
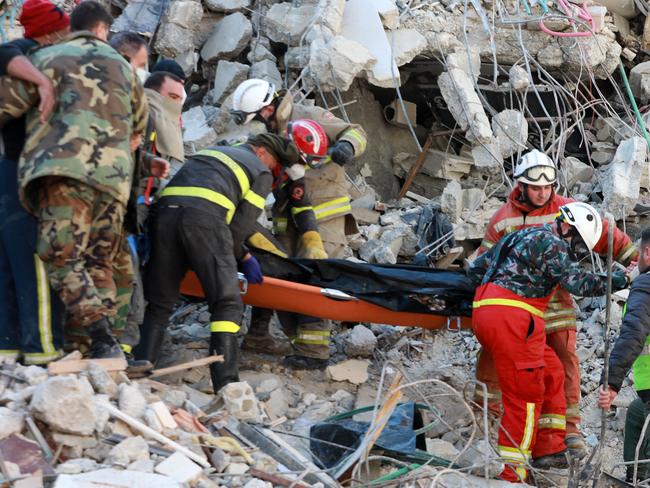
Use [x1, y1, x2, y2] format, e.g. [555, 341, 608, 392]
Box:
[137, 204, 242, 362]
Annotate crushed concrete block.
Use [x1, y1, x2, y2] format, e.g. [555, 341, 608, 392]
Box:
[166, 0, 203, 29]
[376, 0, 399, 29]
[56, 459, 99, 475]
[17, 365, 48, 385]
[154, 23, 196, 58]
[308, 0, 346, 40]
[326, 359, 369, 384]
[0, 407, 24, 440]
[247, 41, 276, 64]
[54, 468, 182, 488]
[446, 49, 481, 83]
[386, 29, 427, 67]
[262, 3, 317, 45]
[471, 140, 503, 172]
[210, 448, 231, 472]
[438, 69, 493, 144]
[264, 388, 290, 419]
[108, 436, 150, 467]
[508, 65, 530, 91]
[118, 384, 147, 420]
[601, 137, 647, 219]
[440, 180, 462, 222]
[285, 46, 310, 69]
[182, 107, 218, 149]
[340, 0, 399, 88]
[594, 0, 637, 19]
[204, 0, 250, 13]
[128, 459, 155, 473]
[201, 13, 252, 62]
[220, 381, 263, 422]
[51, 433, 98, 451]
[352, 207, 380, 225]
[30, 376, 97, 436]
[211, 61, 249, 105]
[374, 246, 397, 264]
[561, 157, 595, 190]
[155, 452, 203, 484]
[629, 61, 650, 103]
[225, 462, 250, 475]
[309, 35, 376, 92]
[344, 325, 377, 358]
[87, 363, 118, 398]
[492, 109, 528, 158]
[426, 439, 460, 460]
[250, 59, 283, 91]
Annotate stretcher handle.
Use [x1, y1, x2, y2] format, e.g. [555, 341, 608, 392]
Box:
[320, 288, 359, 301]
[446, 316, 461, 333]
[238, 272, 248, 295]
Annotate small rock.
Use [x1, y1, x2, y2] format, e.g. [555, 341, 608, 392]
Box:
[326, 360, 369, 384]
[0, 407, 24, 440]
[508, 65, 530, 91]
[128, 459, 155, 473]
[87, 363, 119, 397]
[426, 439, 459, 460]
[244, 479, 272, 488]
[210, 447, 231, 472]
[17, 365, 49, 385]
[162, 389, 189, 409]
[119, 384, 148, 419]
[108, 436, 150, 467]
[344, 325, 378, 358]
[56, 458, 99, 475]
[201, 12, 252, 62]
[155, 452, 204, 484]
[265, 389, 290, 419]
[220, 381, 263, 423]
[226, 462, 250, 475]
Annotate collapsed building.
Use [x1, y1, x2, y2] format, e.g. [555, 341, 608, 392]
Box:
[1, 0, 650, 484]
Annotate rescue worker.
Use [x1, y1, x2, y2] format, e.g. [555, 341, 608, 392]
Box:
[599, 227, 650, 482]
[136, 134, 301, 392]
[469, 202, 629, 482]
[0, 0, 69, 364]
[0, 1, 148, 359]
[231, 79, 367, 368]
[475, 149, 637, 457]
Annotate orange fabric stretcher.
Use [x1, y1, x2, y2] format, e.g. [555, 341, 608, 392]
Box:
[180, 271, 472, 330]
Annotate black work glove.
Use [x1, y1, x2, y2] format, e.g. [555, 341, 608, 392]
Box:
[612, 271, 630, 291]
[328, 141, 354, 166]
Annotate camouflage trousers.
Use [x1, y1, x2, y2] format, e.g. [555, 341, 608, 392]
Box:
[35, 177, 126, 327]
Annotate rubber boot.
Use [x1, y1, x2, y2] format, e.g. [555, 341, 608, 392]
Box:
[242, 308, 291, 355]
[134, 317, 167, 365]
[209, 332, 240, 393]
[282, 355, 328, 370]
[531, 449, 569, 469]
[88, 318, 125, 359]
[565, 434, 588, 460]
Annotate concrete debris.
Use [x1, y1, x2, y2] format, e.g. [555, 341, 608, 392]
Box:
[508, 65, 530, 91]
[386, 29, 428, 67]
[629, 61, 650, 103]
[262, 3, 317, 45]
[118, 384, 148, 420]
[182, 107, 218, 149]
[204, 0, 250, 13]
[220, 381, 263, 422]
[0, 407, 24, 439]
[309, 35, 376, 92]
[200, 12, 252, 62]
[249, 59, 283, 90]
[344, 324, 378, 357]
[326, 359, 369, 384]
[211, 60, 249, 105]
[155, 452, 203, 484]
[491, 109, 528, 158]
[54, 468, 182, 488]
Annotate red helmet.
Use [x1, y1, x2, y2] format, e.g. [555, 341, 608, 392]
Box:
[287, 119, 329, 168]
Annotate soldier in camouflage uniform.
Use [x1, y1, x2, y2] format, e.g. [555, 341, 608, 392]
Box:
[0, 25, 149, 359]
[468, 202, 629, 482]
[231, 79, 368, 369]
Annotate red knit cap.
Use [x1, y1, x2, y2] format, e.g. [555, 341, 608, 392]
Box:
[20, 0, 70, 39]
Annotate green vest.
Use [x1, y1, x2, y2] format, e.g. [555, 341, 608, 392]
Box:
[627, 302, 650, 391]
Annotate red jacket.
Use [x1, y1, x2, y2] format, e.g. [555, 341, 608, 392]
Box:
[478, 187, 638, 332]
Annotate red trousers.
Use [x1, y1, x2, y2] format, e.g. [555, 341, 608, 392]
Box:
[473, 284, 566, 482]
[476, 329, 581, 435]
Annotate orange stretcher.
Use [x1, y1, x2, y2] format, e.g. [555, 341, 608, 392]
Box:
[179, 271, 472, 330]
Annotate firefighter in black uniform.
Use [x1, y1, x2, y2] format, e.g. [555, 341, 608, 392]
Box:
[137, 133, 301, 392]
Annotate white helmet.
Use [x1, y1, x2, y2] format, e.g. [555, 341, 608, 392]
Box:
[514, 149, 557, 186]
[231, 79, 276, 125]
[558, 202, 602, 251]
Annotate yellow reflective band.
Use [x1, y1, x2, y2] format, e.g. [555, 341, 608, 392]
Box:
[472, 299, 543, 317]
[498, 446, 530, 462]
[296, 329, 331, 345]
[566, 405, 581, 418]
[23, 350, 63, 365]
[474, 389, 502, 400]
[295, 337, 330, 345]
[544, 319, 578, 331]
[149, 131, 156, 142]
[313, 197, 352, 220]
[0, 350, 20, 358]
[34, 254, 55, 356]
[210, 321, 241, 333]
[538, 414, 566, 430]
[120, 344, 133, 354]
[344, 129, 367, 153]
[291, 206, 314, 216]
[243, 190, 265, 210]
[480, 239, 495, 249]
[297, 329, 330, 336]
[273, 217, 288, 234]
[618, 243, 637, 264]
[543, 309, 576, 319]
[160, 186, 236, 223]
[195, 150, 250, 196]
[521, 402, 536, 451]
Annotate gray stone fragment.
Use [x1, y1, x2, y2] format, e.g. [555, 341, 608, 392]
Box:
[108, 436, 150, 467]
[509, 65, 530, 91]
[627, 60, 650, 103]
[601, 137, 647, 219]
[0, 407, 24, 440]
[385, 29, 427, 66]
[166, 0, 203, 28]
[211, 61, 249, 105]
[250, 59, 283, 91]
[309, 35, 375, 92]
[492, 109, 527, 158]
[247, 42, 276, 64]
[201, 13, 252, 62]
[56, 458, 99, 475]
[87, 363, 118, 398]
[262, 3, 317, 45]
[210, 447, 231, 472]
[204, 0, 250, 13]
[220, 381, 263, 422]
[265, 388, 290, 419]
[561, 156, 595, 190]
[30, 376, 97, 436]
[118, 384, 148, 419]
[154, 23, 197, 58]
[344, 325, 377, 358]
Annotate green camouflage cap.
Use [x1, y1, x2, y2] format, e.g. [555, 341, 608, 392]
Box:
[247, 133, 300, 167]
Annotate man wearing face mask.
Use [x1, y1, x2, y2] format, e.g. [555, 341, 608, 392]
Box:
[151, 59, 187, 105]
[474, 149, 637, 458]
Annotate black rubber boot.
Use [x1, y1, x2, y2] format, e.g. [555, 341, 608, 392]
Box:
[134, 318, 167, 365]
[241, 308, 291, 355]
[209, 332, 240, 393]
[531, 449, 569, 469]
[88, 318, 125, 359]
[282, 355, 328, 370]
[122, 349, 153, 376]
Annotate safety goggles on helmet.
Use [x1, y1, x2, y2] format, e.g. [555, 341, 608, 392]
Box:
[519, 165, 557, 184]
[230, 109, 258, 125]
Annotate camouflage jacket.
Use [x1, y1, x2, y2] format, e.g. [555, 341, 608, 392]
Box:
[0, 31, 148, 210]
[469, 225, 610, 298]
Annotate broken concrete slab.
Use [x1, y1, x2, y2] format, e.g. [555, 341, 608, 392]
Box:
[309, 35, 376, 92]
[30, 376, 97, 436]
[211, 60, 249, 105]
[326, 359, 369, 384]
[249, 59, 283, 91]
[118, 384, 148, 420]
[107, 436, 150, 467]
[165, 0, 203, 29]
[54, 468, 182, 488]
[508, 65, 530, 91]
[344, 325, 377, 358]
[0, 407, 24, 439]
[201, 12, 252, 62]
[492, 109, 528, 158]
[87, 363, 118, 398]
[386, 29, 427, 67]
[182, 107, 218, 150]
[262, 3, 317, 45]
[440, 180, 462, 222]
[601, 137, 648, 219]
[111, 0, 170, 37]
[204, 0, 250, 13]
[561, 156, 595, 190]
[629, 61, 650, 103]
[220, 381, 263, 422]
[340, 0, 399, 88]
[155, 452, 203, 484]
[438, 68, 493, 144]
[247, 41, 276, 64]
[376, 0, 399, 29]
[154, 23, 197, 58]
[308, 0, 346, 41]
[446, 49, 481, 83]
[471, 140, 503, 172]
